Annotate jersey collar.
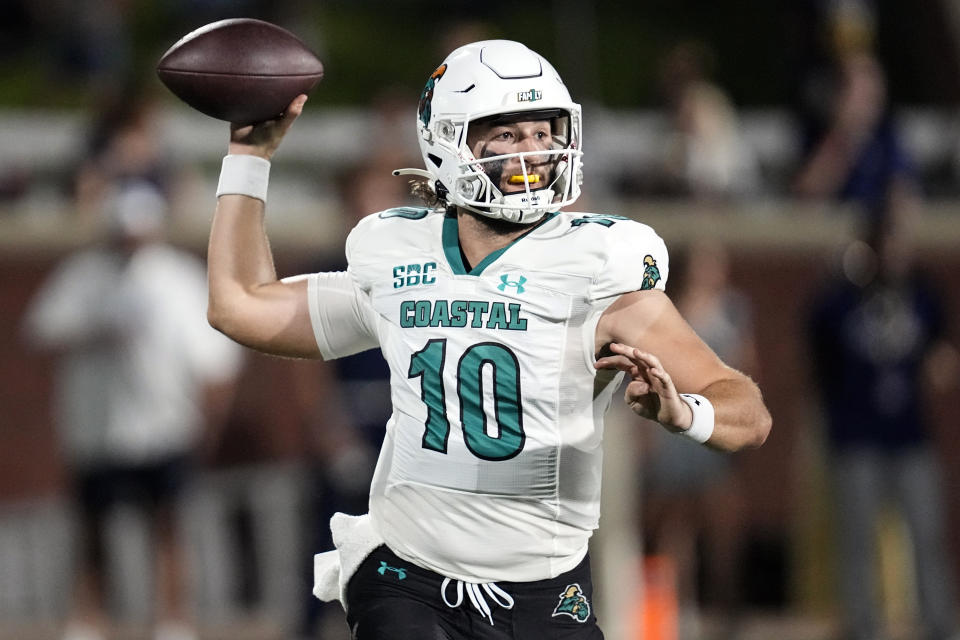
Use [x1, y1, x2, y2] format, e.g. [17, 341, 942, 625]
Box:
[442, 211, 559, 276]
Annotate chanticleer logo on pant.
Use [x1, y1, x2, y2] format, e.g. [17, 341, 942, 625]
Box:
[552, 583, 590, 622]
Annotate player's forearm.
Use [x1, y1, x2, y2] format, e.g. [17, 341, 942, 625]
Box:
[698, 375, 771, 451]
[207, 194, 278, 339]
[206, 194, 319, 358]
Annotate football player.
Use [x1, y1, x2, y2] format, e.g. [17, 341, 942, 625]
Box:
[206, 40, 771, 639]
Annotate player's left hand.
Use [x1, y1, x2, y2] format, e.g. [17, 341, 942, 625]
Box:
[595, 343, 693, 432]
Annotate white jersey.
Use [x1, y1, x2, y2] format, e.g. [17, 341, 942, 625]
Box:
[307, 208, 668, 583]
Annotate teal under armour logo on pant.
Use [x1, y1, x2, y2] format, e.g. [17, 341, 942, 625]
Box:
[377, 561, 407, 580]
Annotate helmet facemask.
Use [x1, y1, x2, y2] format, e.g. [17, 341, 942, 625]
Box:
[452, 109, 581, 224]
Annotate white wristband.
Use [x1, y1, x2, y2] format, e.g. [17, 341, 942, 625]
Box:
[678, 394, 715, 444]
[217, 154, 271, 202]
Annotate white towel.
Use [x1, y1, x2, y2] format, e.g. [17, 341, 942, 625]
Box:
[313, 512, 385, 609]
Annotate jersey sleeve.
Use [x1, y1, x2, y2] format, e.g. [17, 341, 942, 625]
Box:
[304, 271, 379, 360]
[588, 220, 670, 301]
[303, 214, 391, 360]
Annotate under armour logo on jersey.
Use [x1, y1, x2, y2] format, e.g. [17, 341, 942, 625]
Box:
[377, 561, 407, 580]
[498, 274, 527, 294]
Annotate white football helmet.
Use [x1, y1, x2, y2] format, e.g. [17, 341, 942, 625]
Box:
[400, 40, 583, 224]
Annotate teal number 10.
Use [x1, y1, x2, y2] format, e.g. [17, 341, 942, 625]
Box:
[407, 339, 525, 461]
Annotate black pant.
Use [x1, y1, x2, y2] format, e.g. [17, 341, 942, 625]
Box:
[74, 455, 192, 571]
[346, 545, 605, 640]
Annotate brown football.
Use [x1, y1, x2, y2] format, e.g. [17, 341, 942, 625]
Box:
[156, 18, 324, 125]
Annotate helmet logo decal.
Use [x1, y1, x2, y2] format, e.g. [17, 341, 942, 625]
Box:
[517, 88, 543, 102]
[418, 63, 447, 127]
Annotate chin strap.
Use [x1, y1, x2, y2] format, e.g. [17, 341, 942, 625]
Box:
[393, 167, 448, 203]
[392, 168, 434, 180]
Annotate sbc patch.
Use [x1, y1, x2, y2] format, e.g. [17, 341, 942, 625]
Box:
[552, 583, 590, 622]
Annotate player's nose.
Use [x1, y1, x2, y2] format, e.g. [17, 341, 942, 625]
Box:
[516, 135, 547, 153]
[511, 141, 550, 169]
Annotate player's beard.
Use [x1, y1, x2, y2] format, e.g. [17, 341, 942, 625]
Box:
[478, 154, 507, 194]
[461, 208, 537, 234]
[468, 155, 529, 232]
[462, 159, 552, 233]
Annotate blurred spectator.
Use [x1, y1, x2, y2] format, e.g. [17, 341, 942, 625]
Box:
[792, 3, 920, 214]
[641, 239, 759, 632]
[435, 17, 498, 60]
[793, 51, 918, 210]
[30, 0, 133, 95]
[186, 349, 343, 637]
[72, 85, 193, 226]
[789, 0, 878, 140]
[22, 181, 242, 640]
[658, 42, 762, 201]
[620, 40, 761, 202]
[808, 205, 960, 640]
[366, 85, 422, 171]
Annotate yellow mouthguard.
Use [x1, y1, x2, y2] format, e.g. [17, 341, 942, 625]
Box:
[508, 174, 539, 184]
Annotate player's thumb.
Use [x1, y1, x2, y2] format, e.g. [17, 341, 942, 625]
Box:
[283, 94, 307, 123]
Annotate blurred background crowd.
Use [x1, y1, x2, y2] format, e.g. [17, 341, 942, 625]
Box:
[1, 1, 960, 639]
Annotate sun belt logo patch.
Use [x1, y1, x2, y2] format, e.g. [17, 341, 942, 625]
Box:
[640, 255, 661, 290]
[552, 583, 590, 622]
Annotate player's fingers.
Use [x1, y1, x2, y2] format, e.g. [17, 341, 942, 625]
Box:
[594, 355, 639, 375]
[644, 362, 670, 383]
[607, 342, 639, 360]
[279, 94, 307, 122]
[647, 366, 678, 396]
[625, 379, 652, 397]
[619, 348, 677, 392]
[289, 94, 308, 115]
[230, 122, 254, 138]
[608, 343, 664, 370]
[607, 345, 644, 373]
[272, 95, 307, 138]
[631, 349, 664, 371]
[289, 94, 308, 120]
